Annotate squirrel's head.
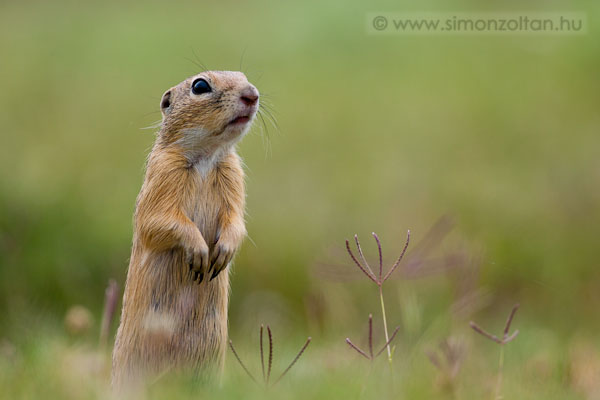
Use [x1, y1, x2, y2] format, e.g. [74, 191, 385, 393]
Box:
[158, 71, 259, 157]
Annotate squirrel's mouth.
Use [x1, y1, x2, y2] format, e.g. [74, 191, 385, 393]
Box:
[229, 116, 251, 125]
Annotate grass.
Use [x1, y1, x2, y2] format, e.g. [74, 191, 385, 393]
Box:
[0, 316, 592, 399]
[0, 0, 599, 398]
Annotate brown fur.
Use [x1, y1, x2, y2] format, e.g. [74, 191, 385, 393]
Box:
[112, 71, 258, 389]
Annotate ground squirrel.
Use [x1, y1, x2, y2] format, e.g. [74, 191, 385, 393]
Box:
[112, 71, 259, 388]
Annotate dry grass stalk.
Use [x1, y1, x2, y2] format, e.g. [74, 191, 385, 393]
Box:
[229, 324, 311, 388]
[470, 303, 520, 400]
[345, 230, 410, 365]
[345, 314, 400, 361]
[99, 279, 119, 349]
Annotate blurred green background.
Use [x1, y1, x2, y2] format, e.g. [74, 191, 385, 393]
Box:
[0, 0, 599, 398]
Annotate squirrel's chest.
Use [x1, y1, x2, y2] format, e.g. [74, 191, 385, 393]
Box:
[186, 169, 224, 247]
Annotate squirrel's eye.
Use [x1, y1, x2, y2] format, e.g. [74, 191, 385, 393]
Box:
[191, 78, 212, 95]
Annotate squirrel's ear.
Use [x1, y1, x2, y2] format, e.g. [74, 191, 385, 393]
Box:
[160, 89, 172, 115]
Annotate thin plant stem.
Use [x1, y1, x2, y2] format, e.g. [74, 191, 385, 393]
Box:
[229, 325, 311, 388]
[469, 322, 503, 344]
[228, 340, 257, 383]
[495, 345, 504, 400]
[260, 325, 265, 382]
[379, 286, 393, 366]
[368, 314, 373, 359]
[99, 279, 119, 350]
[345, 338, 370, 360]
[504, 330, 519, 344]
[267, 326, 273, 386]
[426, 350, 442, 370]
[346, 240, 378, 283]
[372, 232, 383, 282]
[382, 230, 410, 282]
[273, 337, 312, 385]
[375, 326, 401, 357]
[355, 235, 376, 279]
[503, 304, 520, 339]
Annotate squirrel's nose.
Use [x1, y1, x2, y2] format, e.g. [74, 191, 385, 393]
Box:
[240, 86, 259, 106]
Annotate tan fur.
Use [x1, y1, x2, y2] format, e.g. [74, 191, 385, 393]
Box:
[112, 71, 258, 389]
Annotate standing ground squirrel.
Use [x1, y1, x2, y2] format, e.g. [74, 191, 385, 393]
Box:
[112, 71, 259, 388]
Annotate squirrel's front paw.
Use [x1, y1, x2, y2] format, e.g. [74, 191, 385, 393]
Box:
[209, 240, 237, 281]
[185, 241, 209, 284]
